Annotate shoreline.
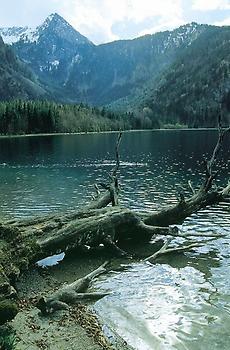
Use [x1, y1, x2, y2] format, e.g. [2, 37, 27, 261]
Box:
[0, 127, 220, 139]
[11, 256, 133, 350]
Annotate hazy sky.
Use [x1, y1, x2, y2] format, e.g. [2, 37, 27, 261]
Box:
[0, 0, 229, 43]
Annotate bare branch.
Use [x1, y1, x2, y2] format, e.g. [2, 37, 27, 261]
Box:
[222, 181, 230, 196]
[36, 262, 110, 314]
[203, 117, 230, 192]
[144, 237, 173, 262]
[145, 238, 217, 263]
[111, 131, 122, 178]
[94, 184, 101, 197]
[86, 132, 123, 208]
[138, 222, 179, 236]
[188, 180, 196, 194]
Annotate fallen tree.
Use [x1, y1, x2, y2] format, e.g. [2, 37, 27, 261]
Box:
[0, 124, 229, 320]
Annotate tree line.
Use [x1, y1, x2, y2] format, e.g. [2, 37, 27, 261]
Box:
[0, 100, 160, 135]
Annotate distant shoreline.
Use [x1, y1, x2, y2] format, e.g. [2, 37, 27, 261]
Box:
[0, 127, 220, 139]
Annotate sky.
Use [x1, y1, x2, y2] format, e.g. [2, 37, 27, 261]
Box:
[0, 0, 229, 44]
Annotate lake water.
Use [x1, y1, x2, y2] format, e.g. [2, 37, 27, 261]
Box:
[0, 130, 229, 349]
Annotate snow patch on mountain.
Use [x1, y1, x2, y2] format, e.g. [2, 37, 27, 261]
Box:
[0, 26, 38, 44]
[161, 22, 203, 51]
[51, 60, 59, 67]
[0, 13, 91, 46]
[72, 54, 82, 64]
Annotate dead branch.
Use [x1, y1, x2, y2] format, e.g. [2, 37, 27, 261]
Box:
[36, 262, 110, 314]
[145, 238, 216, 263]
[144, 237, 173, 261]
[222, 181, 230, 196]
[188, 180, 196, 195]
[144, 121, 229, 228]
[111, 131, 122, 178]
[84, 132, 122, 209]
[203, 117, 229, 192]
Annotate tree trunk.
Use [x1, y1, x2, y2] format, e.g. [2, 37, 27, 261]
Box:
[0, 127, 229, 322]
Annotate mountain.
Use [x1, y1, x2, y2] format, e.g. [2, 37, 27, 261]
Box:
[0, 13, 93, 99]
[0, 13, 92, 46]
[0, 16, 208, 105]
[64, 22, 209, 105]
[133, 25, 230, 127]
[0, 14, 229, 128]
[0, 35, 47, 101]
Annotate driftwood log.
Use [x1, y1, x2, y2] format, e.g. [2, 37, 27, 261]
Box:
[36, 262, 110, 314]
[0, 125, 229, 320]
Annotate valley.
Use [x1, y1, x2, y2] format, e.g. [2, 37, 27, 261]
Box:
[0, 14, 229, 128]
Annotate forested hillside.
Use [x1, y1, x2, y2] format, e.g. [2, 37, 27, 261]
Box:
[135, 26, 230, 128]
[1, 16, 208, 106]
[0, 36, 47, 101]
[0, 14, 229, 129]
[64, 22, 206, 105]
[0, 100, 157, 135]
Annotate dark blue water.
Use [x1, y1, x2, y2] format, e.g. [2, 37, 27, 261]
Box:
[0, 130, 229, 349]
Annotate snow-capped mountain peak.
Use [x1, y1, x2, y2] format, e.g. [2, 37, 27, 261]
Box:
[0, 13, 91, 45]
[47, 13, 60, 22]
[38, 13, 68, 32]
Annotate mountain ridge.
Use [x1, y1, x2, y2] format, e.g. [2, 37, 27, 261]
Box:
[0, 13, 92, 45]
[0, 14, 229, 127]
[1, 15, 210, 105]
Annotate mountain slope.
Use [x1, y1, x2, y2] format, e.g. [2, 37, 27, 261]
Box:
[0, 36, 47, 101]
[0, 14, 229, 129]
[59, 22, 208, 105]
[0, 13, 94, 97]
[136, 25, 230, 127]
[1, 17, 208, 105]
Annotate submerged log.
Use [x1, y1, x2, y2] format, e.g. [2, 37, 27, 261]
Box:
[0, 126, 229, 322]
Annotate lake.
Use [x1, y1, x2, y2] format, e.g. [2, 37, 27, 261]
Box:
[0, 130, 229, 349]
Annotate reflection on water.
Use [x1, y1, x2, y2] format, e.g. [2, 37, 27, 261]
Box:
[94, 256, 230, 350]
[0, 130, 229, 349]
